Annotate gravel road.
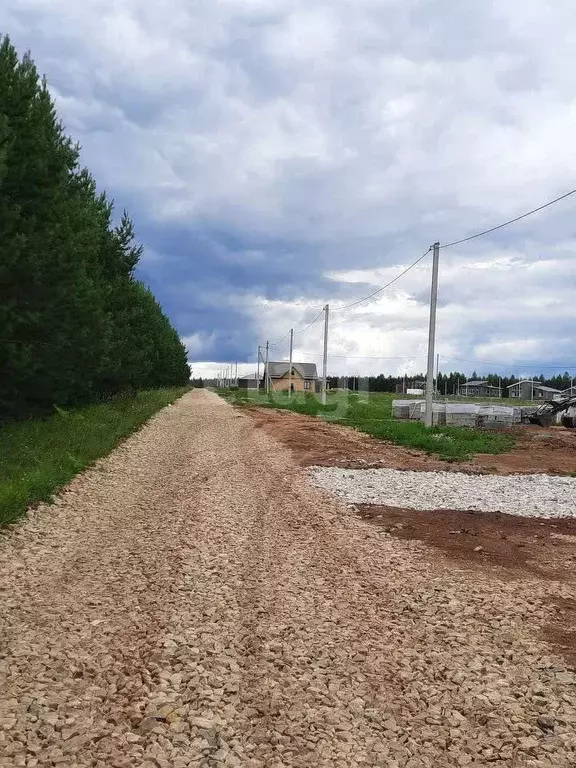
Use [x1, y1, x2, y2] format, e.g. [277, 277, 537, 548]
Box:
[309, 467, 576, 518]
[1, 390, 575, 767]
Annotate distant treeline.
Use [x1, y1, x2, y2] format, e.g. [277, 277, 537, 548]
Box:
[0, 38, 190, 421]
[328, 371, 574, 395]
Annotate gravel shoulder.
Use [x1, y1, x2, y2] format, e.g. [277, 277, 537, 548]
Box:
[1, 390, 576, 767]
[309, 467, 576, 518]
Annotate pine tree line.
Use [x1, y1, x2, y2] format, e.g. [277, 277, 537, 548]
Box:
[328, 371, 574, 395]
[0, 37, 190, 421]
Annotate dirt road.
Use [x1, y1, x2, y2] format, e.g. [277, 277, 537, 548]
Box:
[1, 390, 575, 767]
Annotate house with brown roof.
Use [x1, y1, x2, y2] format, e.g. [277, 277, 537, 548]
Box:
[264, 361, 318, 392]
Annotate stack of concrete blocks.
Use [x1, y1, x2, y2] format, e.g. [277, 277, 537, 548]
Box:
[391, 401, 445, 425]
[392, 400, 524, 428]
[444, 403, 480, 428]
[476, 405, 521, 428]
[391, 400, 413, 420]
[414, 402, 446, 425]
[409, 401, 425, 420]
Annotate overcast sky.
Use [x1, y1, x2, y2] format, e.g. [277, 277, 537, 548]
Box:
[5, 0, 576, 379]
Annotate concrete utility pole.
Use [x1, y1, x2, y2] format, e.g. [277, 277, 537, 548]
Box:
[288, 329, 294, 399]
[257, 346, 261, 391]
[424, 242, 440, 427]
[321, 304, 329, 405]
[264, 341, 270, 394]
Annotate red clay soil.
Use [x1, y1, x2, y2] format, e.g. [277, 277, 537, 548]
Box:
[356, 505, 576, 579]
[244, 408, 454, 471]
[243, 406, 576, 475]
[470, 425, 576, 475]
[356, 505, 576, 666]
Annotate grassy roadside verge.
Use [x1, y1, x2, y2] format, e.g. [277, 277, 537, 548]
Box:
[0, 387, 189, 526]
[221, 389, 516, 462]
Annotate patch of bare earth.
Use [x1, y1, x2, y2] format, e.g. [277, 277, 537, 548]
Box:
[243, 406, 576, 475]
[471, 426, 576, 475]
[1, 391, 575, 767]
[244, 407, 447, 471]
[356, 505, 576, 666]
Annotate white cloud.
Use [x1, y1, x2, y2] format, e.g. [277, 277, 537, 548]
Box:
[4, 0, 576, 374]
[182, 332, 217, 357]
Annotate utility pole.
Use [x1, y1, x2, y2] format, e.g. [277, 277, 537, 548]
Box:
[235, 361, 238, 386]
[321, 304, 329, 405]
[257, 346, 261, 392]
[424, 242, 440, 427]
[264, 341, 270, 394]
[288, 329, 294, 399]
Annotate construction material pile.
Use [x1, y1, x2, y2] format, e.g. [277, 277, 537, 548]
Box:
[392, 400, 538, 428]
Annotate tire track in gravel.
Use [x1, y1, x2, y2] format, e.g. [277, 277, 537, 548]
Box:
[1, 390, 576, 768]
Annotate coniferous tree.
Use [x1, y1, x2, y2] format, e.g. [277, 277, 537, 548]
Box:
[0, 37, 190, 421]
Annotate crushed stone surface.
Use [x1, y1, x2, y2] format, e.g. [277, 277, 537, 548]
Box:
[0, 389, 575, 767]
[309, 466, 576, 518]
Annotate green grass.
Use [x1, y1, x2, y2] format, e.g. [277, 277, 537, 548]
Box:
[223, 389, 516, 462]
[0, 387, 188, 526]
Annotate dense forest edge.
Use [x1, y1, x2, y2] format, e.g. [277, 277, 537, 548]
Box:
[0, 36, 190, 424]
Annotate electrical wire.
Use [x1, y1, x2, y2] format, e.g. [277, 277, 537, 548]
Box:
[259, 190, 576, 362]
[441, 188, 576, 249]
[293, 308, 325, 335]
[331, 247, 432, 313]
[441, 355, 576, 370]
[268, 329, 292, 347]
[294, 350, 427, 361]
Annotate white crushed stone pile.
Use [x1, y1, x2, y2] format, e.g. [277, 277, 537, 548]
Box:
[0, 390, 575, 767]
[309, 466, 576, 518]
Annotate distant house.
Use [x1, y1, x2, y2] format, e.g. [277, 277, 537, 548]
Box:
[507, 380, 563, 400]
[264, 361, 318, 392]
[561, 385, 576, 398]
[237, 373, 261, 390]
[459, 380, 502, 398]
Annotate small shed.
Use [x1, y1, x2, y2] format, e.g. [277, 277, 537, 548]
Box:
[237, 373, 262, 390]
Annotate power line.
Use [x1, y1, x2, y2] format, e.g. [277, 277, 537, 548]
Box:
[268, 329, 292, 347]
[441, 355, 576, 370]
[331, 247, 432, 313]
[441, 188, 576, 250]
[293, 309, 325, 335]
[293, 350, 427, 361]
